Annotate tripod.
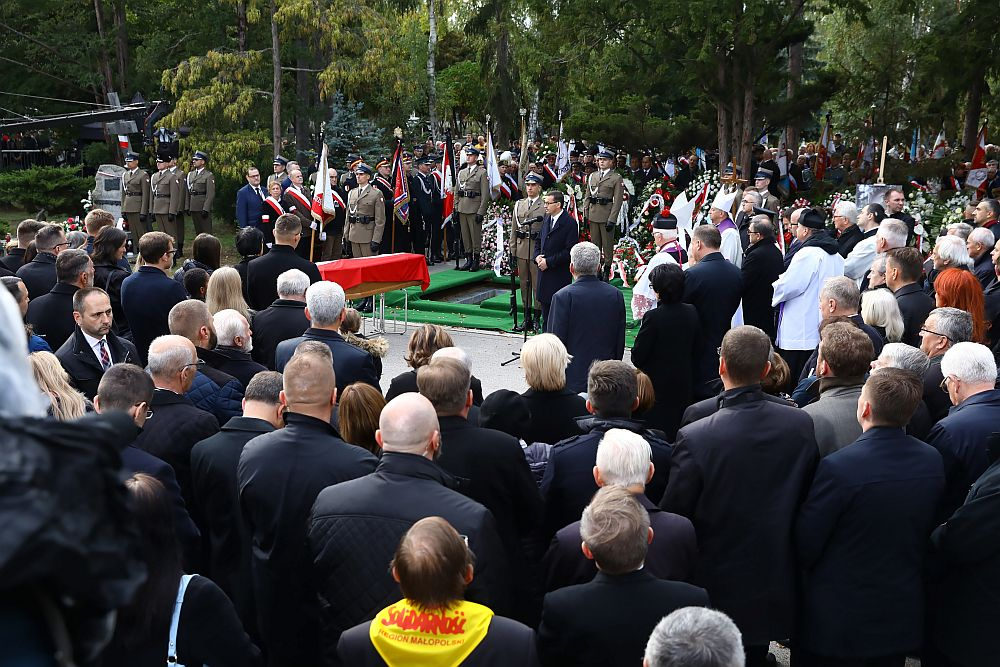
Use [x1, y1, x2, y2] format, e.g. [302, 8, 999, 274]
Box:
[501, 250, 532, 366]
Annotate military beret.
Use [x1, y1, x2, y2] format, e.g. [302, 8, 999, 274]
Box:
[273, 155, 288, 166]
[124, 151, 140, 162]
[354, 163, 374, 176]
[193, 150, 209, 161]
[652, 213, 678, 231]
[799, 209, 826, 229]
[524, 173, 544, 185]
[596, 149, 615, 159]
[755, 167, 774, 180]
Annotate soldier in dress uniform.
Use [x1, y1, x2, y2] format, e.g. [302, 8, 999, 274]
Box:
[386, 153, 413, 254]
[752, 167, 781, 215]
[186, 151, 215, 235]
[268, 155, 288, 188]
[120, 151, 151, 249]
[340, 154, 361, 192]
[167, 155, 188, 257]
[412, 155, 442, 264]
[512, 173, 546, 332]
[319, 167, 348, 261]
[373, 157, 396, 248]
[455, 147, 490, 270]
[150, 155, 182, 246]
[346, 163, 386, 258]
[583, 148, 624, 277]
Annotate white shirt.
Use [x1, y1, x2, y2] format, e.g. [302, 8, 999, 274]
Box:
[82, 331, 111, 367]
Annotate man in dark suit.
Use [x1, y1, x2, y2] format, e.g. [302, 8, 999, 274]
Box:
[412, 155, 443, 262]
[17, 223, 69, 299]
[535, 189, 578, 332]
[886, 247, 934, 347]
[1, 218, 45, 273]
[236, 165, 266, 230]
[55, 287, 139, 399]
[661, 325, 819, 667]
[190, 371, 284, 632]
[683, 224, 744, 399]
[204, 308, 267, 389]
[548, 241, 626, 393]
[246, 213, 322, 311]
[919, 307, 972, 424]
[250, 268, 310, 369]
[795, 369, 944, 666]
[120, 231, 189, 363]
[542, 428, 696, 592]
[274, 280, 378, 394]
[537, 486, 710, 667]
[741, 218, 783, 340]
[26, 248, 93, 351]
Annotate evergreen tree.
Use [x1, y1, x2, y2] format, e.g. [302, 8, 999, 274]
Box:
[323, 92, 385, 166]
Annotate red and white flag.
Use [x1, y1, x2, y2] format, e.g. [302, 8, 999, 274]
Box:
[440, 132, 456, 228]
[966, 124, 989, 191]
[931, 128, 947, 158]
[311, 144, 338, 225]
[815, 117, 832, 181]
[117, 135, 129, 150]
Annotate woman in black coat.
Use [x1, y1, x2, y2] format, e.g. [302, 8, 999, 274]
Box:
[518, 332, 589, 445]
[91, 226, 132, 338]
[631, 263, 702, 439]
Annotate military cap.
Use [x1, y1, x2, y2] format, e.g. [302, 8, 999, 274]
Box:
[596, 148, 615, 159]
[193, 150, 209, 161]
[402, 153, 413, 163]
[722, 164, 742, 177]
[545, 151, 556, 158]
[524, 173, 544, 185]
[465, 147, 482, 156]
[376, 157, 390, 169]
[418, 155, 436, 166]
[124, 151, 140, 162]
[354, 163, 374, 175]
[799, 209, 826, 229]
[273, 155, 288, 166]
[652, 212, 678, 231]
[754, 167, 774, 180]
[155, 156, 168, 164]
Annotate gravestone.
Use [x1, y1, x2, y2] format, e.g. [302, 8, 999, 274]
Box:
[91, 164, 126, 222]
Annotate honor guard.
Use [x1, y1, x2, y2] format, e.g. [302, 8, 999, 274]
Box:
[150, 156, 183, 246]
[373, 158, 395, 242]
[166, 156, 188, 257]
[120, 151, 151, 248]
[412, 155, 443, 264]
[187, 151, 215, 235]
[752, 167, 781, 215]
[346, 163, 386, 258]
[455, 147, 490, 271]
[583, 148, 624, 277]
[269, 155, 288, 188]
[512, 173, 546, 332]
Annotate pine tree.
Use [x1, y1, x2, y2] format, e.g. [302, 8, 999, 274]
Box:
[323, 92, 385, 166]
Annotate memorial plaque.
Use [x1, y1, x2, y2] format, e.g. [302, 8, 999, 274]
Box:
[92, 163, 126, 222]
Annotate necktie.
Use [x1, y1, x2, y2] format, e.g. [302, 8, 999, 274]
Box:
[256, 187, 263, 200]
[98, 339, 111, 370]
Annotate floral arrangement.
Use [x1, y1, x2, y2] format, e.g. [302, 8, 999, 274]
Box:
[63, 217, 83, 233]
[937, 192, 972, 228]
[792, 197, 812, 209]
[819, 189, 854, 212]
[610, 236, 648, 286]
[479, 201, 515, 274]
[684, 169, 721, 221]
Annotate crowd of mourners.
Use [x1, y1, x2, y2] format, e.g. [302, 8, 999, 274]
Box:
[1, 198, 1000, 667]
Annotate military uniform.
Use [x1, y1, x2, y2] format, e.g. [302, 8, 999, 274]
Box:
[512, 184, 545, 330]
[186, 152, 215, 235]
[120, 155, 151, 247]
[168, 161, 188, 254]
[346, 181, 386, 258]
[268, 155, 288, 189]
[456, 150, 490, 269]
[583, 159, 624, 272]
[151, 159, 183, 242]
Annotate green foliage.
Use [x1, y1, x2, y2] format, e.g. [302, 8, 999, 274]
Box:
[324, 93, 385, 165]
[82, 142, 115, 169]
[0, 167, 92, 215]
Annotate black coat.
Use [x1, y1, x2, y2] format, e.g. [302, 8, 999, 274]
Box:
[536, 570, 709, 667]
[190, 416, 275, 628]
[534, 211, 577, 306]
[250, 298, 309, 370]
[796, 427, 944, 658]
[660, 386, 819, 644]
[120, 266, 190, 363]
[973, 250, 995, 289]
[308, 452, 511, 665]
[548, 275, 626, 393]
[25, 282, 78, 350]
[245, 244, 322, 311]
[894, 282, 934, 348]
[54, 326, 139, 399]
[93, 261, 131, 337]
[836, 224, 864, 257]
[922, 354, 952, 424]
[518, 388, 588, 445]
[679, 386, 795, 428]
[15, 251, 57, 300]
[385, 368, 484, 405]
[540, 416, 672, 542]
[0, 247, 26, 273]
[631, 300, 701, 439]
[200, 345, 267, 390]
[275, 328, 379, 395]
[683, 252, 744, 395]
[237, 412, 378, 666]
[741, 240, 784, 340]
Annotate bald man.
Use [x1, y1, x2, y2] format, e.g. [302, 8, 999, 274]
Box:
[238, 344, 378, 667]
[309, 392, 512, 658]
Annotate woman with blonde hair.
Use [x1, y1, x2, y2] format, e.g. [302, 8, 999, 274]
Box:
[385, 324, 483, 403]
[518, 332, 587, 444]
[29, 351, 90, 420]
[206, 266, 253, 320]
[861, 288, 905, 343]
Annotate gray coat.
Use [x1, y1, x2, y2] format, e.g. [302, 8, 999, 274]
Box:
[802, 379, 864, 457]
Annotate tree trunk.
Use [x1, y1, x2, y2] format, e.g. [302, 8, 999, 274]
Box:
[716, 59, 731, 167]
[112, 0, 128, 92]
[427, 0, 439, 139]
[271, 0, 282, 156]
[237, 0, 248, 52]
[963, 64, 985, 160]
[93, 0, 115, 97]
[786, 41, 803, 152]
[295, 42, 310, 158]
[739, 81, 755, 173]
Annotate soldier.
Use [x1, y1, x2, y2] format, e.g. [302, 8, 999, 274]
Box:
[346, 163, 386, 259]
[373, 157, 395, 244]
[752, 167, 781, 214]
[455, 147, 490, 271]
[186, 150, 215, 235]
[340, 154, 361, 192]
[150, 156, 182, 248]
[167, 155, 188, 257]
[268, 155, 288, 188]
[583, 148, 624, 277]
[387, 153, 413, 254]
[512, 173, 546, 332]
[120, 151, 151, 248]
[320, 167, 348, 261]
[412, 155, 441, 265]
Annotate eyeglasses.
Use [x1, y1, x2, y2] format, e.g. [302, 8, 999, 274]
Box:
[182, 359, 207, 371]
[939, 376, 954, 394]
[166, 249, 178, 255]
[920, 327, 952, 342]
[133, 403, 154, 419]
[53, 241, 70, 249]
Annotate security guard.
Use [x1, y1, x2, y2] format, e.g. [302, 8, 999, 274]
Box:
[167, 155, 188, 256]
[120, 151, 151, 248]
[186, 150, 215, 235]
[583, 148, 624, 276]
[455, 147, 490, 270]
[346, 163, 386, 258]
[150, 156, 183, 247]
[512, 173, 546, 332]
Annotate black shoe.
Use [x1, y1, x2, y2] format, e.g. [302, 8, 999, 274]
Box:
[459, 254, 473, 271]
[468, 253, 479, 271]
[432, 254, 444, 262]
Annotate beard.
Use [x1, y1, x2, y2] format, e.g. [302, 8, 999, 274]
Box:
[242, 335, 253, 353]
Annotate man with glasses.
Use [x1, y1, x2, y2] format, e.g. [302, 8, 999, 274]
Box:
[120, 231, 189, 363]
[919, 307, 973, 424]
[16, 223, 69, 299]
[236, 165, 266, 232]
[246, 212, 322, 311]
[736, 190, 762, 251]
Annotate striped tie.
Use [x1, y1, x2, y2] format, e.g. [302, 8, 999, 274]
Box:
[98, 339, 111, 370]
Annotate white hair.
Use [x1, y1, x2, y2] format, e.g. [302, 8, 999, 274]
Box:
[596, 429, 652, 488]
[570, 242, 602, 276]
[876, 219, 909, 250]
[147, 336, 194, 379]
[305, 280, 346, 326]
[941, 342, 997, 385]
[947, 222, 974, 240]
[934, 235, 974, 270]
[213, 309, 249, 347]
[644, 607, 745, 667]
[432, 346, 472, 372]
[834, 200, 858, 226]
[861, 288, 905, 343]
[968, 226, 996, 249]
[277, 268, 310, 298]
[877, 342, 930, 375]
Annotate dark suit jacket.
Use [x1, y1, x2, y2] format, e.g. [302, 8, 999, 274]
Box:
[683, 252, 743, 394]
[534, 211, 577, 306]
[741, 240, 783, 339]
[518, 388, 588, 445]
[236, 183, 265, 229]
[922, 354, 951, 425]
[548, 275, 625, 393]
[200, 345, 267, 390]
[120, 266, 189, 362]
[250, 298, 309, 369]
[25, 282, 79, 351]
[680, 386, 794, 428]
[537, 570, 709, 667]
[837, 224, 864, 257]
[275, 328, 379, 395]
[796, 427, 943, 658]
[0, 247, 26, 273]
[894, 282, 934, 348]
[385, 368, 485, 405]
[54, 326, 139, 399]
[661, 386, 819, 644]
[245, 245, 322, 311]
[15, 251, 57, 300]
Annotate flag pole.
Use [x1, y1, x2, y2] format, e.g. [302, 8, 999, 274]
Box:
[877, 136, 888, 185]
[310, 131, 324, 264]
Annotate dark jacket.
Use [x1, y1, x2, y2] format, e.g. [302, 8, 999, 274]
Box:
[741, 240, 784, 339]
[683, 252, 744, 396]
[250, 298, 309, 370]
[238, 412, 378, 667]
[25, 282, 78, 351]
[542, 494, 697, 593]
[201, 345, 267, 390]
[680, 385, 794, 427]
[660, 386, 819, 644]
[385, 368, 484, 405]
[15, 251, 57, 300]
[120, 265, 189, 362]
[922, 354, 952, 424]
[0, 246, 26, 273]
[973, 250, 995, 289]
[245, 244, 322, 311]
[275, 328, 379, 395]
[541, 415, 672, 542]
[518, 388, 588, 445]
[894, 282, 934, 348]
[308, 452, 510, 665]
[236, 182, 266, 229]
[54, 326, 139, 399]
[534, 211, 577, 306]
[796, 427, 944, 658]
[93, 261, 131, 337]
[631, 300, 701, 439]
[836, 224, 864, 257]
[536, 570, 709, 667]
[190, 416, 275, 627]
[548, 275, 626, 393]
[187, 349, 245, 426]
